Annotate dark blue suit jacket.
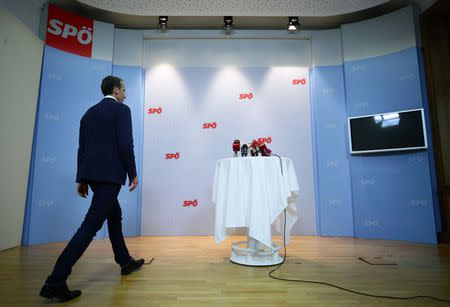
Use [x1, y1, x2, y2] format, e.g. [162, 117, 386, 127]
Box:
[76, 97, 137, 185]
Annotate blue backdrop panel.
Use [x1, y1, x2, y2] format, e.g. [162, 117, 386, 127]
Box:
[111, 65, 144, 237]
[310, 65, 354, 236]
[24, 46, 113, 245]
[345, 47, 423, 117]
[344, 46, 437, 243]
[350, 152, 436, 243]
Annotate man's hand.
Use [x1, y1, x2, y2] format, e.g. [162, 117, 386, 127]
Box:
[129, 177, 139, 192]
[77, 182, 88, 198]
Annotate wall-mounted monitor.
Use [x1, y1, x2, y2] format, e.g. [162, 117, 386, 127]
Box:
[348, 108, 427, 154]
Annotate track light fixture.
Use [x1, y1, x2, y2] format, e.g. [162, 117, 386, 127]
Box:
[288, 16, 299, 32]
[159, 16, 168, 31]
[224, 16, 234, 34]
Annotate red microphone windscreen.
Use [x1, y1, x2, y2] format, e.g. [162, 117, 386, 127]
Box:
[233, 140, 240, 152]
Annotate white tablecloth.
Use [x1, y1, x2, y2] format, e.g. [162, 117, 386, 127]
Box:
[213, 156, 299, 248]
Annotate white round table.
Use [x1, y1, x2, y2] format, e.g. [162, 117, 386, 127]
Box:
[212, 156, 299, 266]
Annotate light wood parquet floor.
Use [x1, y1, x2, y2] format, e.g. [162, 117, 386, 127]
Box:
[1, 236, 449, 306]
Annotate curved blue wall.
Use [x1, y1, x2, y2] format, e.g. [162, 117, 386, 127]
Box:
[22, 46, 143, 245]
[22, 5, 440, 245]
[310, 65, 354, 236]
[23, 46, 111, 244]
[345, 47, 437, 243]
[311, 6, 439, 244]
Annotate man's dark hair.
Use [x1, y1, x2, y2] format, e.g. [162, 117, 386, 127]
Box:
[101, 76, 123, 96]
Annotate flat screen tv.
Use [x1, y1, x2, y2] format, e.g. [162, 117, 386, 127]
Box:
[348, 108, 428, 154]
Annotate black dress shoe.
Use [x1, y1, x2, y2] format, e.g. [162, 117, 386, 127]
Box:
[121, 258, 145, 276]
[39, 282, 81, 302]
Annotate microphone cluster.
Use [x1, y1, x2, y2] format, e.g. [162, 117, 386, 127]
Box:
[232, 139, 271, 157]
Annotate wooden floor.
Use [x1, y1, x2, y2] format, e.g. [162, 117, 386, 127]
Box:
[1, 236, 450, 306]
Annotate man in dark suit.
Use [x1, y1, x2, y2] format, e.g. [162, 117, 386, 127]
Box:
[40, 76, 144, 302]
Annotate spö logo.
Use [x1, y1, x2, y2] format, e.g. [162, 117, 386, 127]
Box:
[239, 93, 253, 100]
[410, 199, 430, 207]
[183, 200, 198, 207]
[165, 152, 180, 160]
[41, 155, 56, 164]
[147, 107, 163, 115]
[355, 101, 369, 109]
[363, 219, 379, 227]
[38, 200, 54, 208]
[203, 122, 217, 129]
[326, 160, 338, 168]
[351, 65, 365, 72]
[328, 199, 342, 207]
[408, 156, 424, 163]
[292, 78, 306, 85]
[46, 4, 94, 57]
[47, 20, 92, 45]
[400, 73, 414, 81]
[322, 88, 335, 95]
[48, 73, 62, 81]
[257, 137, 272, 144]
[361, 178, 375, 185]
[44, 113, 60, 121]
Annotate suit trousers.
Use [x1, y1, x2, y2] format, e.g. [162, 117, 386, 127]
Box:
[46, 182, 132, 284]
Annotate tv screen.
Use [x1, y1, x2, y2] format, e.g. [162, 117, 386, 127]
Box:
[348, 108, 427, 154]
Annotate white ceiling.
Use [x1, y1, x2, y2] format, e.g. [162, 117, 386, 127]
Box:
[50, 0, 439, 29]
[77, 0, 390, 17]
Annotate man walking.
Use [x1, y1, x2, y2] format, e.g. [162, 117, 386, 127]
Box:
[40, 76, 144, 302]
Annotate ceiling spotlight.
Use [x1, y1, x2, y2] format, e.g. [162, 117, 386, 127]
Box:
[288, 16, 299, 32]
[159, 16, 168, 31]
[224, 16, 234, 34]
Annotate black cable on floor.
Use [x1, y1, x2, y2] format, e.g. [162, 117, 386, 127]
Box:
[268, 154, 450, 303]
[144, 258, 155, 265]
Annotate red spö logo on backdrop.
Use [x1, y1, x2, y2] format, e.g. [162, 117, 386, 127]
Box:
[239, 93, 253, 100]
[183, 200, 198, 207]
[165, 152, 180, 160]
[258, 137, 272, 144]
[203, 122, 217, 129]
[292, 78, 307, 85]
[46, 4, 94, 58]
[147, 107, 163, 115]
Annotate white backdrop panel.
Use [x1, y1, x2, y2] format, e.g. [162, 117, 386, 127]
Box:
[142, 39, 316, 235]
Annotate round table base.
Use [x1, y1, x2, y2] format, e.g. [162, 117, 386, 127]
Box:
[229, 236, 283, 266]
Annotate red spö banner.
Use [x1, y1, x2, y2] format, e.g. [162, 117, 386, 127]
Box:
[46, 4, 94, 58]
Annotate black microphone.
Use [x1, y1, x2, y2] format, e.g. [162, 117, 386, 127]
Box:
[241, 144, 248, 157]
